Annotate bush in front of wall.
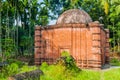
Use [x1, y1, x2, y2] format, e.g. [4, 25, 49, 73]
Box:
[110, 58, 120, 66]
[7, 59, 25, 68]
[2, 63, 19, 77]
[19, 65, 37, 73]
[40, 62, 67, 80]
[59, 51, 81, 72]
[40, 51, 81, 80]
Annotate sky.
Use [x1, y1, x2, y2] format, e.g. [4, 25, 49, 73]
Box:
[38, 0, 43, 3]
[38, 0, 56, 25]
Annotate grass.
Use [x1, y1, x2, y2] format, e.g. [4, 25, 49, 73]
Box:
[76, 70, 100, 80]
[40, 62, 120, 80]
[0, 63, 120, 80]
[103, 68, 120, 80]
[40, 67, 120, 80]
[40, 63, 100, 80]
[30, 54, 120, 80]
[1, 56, 120, 80]
[0, 63, 37, 80]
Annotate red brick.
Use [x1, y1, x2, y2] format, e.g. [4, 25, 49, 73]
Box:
[34, 23, 109, 69]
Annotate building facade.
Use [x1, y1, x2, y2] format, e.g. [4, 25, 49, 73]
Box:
[34, 9, 109, 69]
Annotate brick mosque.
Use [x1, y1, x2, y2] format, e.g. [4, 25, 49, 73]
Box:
[34, 9, 110, 69]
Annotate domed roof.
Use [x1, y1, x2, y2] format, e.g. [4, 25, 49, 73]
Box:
[56, 9, 92, 24]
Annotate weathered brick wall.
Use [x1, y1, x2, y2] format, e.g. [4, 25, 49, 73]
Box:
[34, 23, 109, 69]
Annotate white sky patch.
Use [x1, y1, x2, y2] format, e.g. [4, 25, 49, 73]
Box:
[38, 0, 43, 3]
[49, 20, 56, 25]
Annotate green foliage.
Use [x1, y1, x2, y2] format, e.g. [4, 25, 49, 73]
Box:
[40, 62, 120, 80]
[40, 52, 81, 80]
[0, 57, 2, 62]
[2, 38, 15, 60]
[0, 64, 37, 79]
[61, 51, 70, 57]
[110, 58, 120, 66]
[2, 63, 19, 76]
[19, 65, 37, 73]
[40, 63, 113, 80]
[40, 63, 69, 80]
[115, 5, 120, 15]
[7, 59, 25, 68]
[40, 62, 49, 71]
[48, 0, 120, 52]
[61, 51, 80, 72]
[0, 0, 49, 57]
[0, 63, 120, 80]
[0, 0, 120, 57]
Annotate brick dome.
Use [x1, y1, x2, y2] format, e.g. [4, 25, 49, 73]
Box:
[56, 9, 92, 24]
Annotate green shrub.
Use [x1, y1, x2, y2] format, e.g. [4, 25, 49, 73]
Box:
[40, 63, 101, 80]
[110, 58, 120, 66]
[2, 63, 19, 76]
[40, 62, 49, 71]
[0, 72, 7, 79]
[40, 63, 67, 80]
[60, 51, 81, 72]
[61, 51, 70, 57]
[2, 38, 15, 61]
[7, 59, 25, 68]
[0, 57, 2, 62]
[19, 65, 37, 73]
[40, 51, 81, 80]
[0, 63, 37, 79]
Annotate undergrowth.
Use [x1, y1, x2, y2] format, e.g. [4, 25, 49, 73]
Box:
[40, 62, 101, 80]
[40, 63, 120, 80]
[110, 58, 120, 66]
[0, 61, 37, 80]
[1, 51, 120, 80]
[40, 51, 120, 80]
[40, 51, 99, 80]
